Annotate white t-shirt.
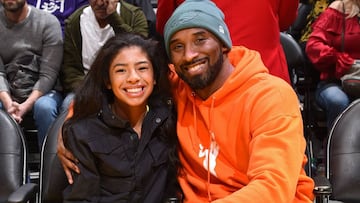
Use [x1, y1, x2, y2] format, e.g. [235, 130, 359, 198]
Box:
[80, 3, 121, 73]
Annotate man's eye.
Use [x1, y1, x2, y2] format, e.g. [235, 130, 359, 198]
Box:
[172, 44, 184, 51]
[195, 37, 206, 44]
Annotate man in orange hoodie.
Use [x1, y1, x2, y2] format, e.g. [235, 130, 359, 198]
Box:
[163, 0, 314, 202]
[156, 0, 299, 84]
[57, 0, 315, 202]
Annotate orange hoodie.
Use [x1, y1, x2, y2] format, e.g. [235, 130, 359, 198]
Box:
[170, 46, 314, 203]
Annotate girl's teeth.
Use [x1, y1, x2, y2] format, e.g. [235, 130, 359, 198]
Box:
[127, 88, 142, 93]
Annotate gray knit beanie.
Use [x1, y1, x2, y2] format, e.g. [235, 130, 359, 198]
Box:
[164, 0, 232, 57]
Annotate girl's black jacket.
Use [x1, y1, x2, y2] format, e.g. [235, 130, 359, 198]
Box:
[63, 101, 179, 203]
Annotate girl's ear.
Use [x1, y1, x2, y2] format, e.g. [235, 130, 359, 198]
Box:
[106, 82, 112, 90]
[105, 77, 112, 89]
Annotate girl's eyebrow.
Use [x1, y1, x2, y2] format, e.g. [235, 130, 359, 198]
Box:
[135, 61, 150, 65]
[112, 60, 150, 67]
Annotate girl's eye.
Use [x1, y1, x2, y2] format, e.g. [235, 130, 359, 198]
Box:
[138, 66, 149, 71]
[115, 68, 126, 73]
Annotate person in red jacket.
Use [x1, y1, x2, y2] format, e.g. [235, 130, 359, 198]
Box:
[305, 0, 360, 130]
[156, 0, 299, 84]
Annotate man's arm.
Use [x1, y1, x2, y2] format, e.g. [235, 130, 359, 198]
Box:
[34, 12, 63, 94]
[61, 13, 86, 94]
[213, 83, 314, 202]
[14, 90, 43, 123]
[57, 104, 80, 184]
[109, 1, 149, 37]
[0, 90, 18, 123]
[0, 57, 12, 110]
[278, 0, 300, 31]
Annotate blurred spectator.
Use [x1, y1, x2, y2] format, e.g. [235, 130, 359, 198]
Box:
[60, 0, 148, 112]
[305, 0, 360, 130]
[27, 0, 88, 35]
[286, 0, 334, 87]
[299, 0, 333, 49]
[124, 0, 156, 37]
[0, 0, 63, 149]
[155, 0, 299, 84]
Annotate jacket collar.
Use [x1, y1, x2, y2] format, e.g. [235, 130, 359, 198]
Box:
[97, 99, 171, 134]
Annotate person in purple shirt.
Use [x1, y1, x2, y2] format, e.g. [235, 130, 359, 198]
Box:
[27, 0, 88, 35]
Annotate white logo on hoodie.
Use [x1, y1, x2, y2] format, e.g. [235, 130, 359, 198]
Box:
[199, 140, 219, 177]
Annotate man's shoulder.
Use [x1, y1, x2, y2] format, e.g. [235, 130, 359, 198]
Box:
[228, 46, 264, 66]
[67, 5, 87, 20]
[29, 5, 59, 24]
[63, 5, 86, 28]
[121, 0, 144, 13]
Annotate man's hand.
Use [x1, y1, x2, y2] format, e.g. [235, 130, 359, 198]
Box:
[105, 0, 118, 15]
[57, 129, 80, 184]
[12, 101, 33, 123]
[7, 101, 23, 123]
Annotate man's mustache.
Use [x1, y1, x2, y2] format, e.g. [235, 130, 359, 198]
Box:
[180, 57, 207, 69]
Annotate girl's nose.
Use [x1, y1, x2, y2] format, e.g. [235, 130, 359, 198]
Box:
[126, 69, 141, 83]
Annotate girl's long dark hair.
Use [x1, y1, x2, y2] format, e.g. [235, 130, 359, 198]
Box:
[63, 33, 180, 172]
[69, 33, 170, 118]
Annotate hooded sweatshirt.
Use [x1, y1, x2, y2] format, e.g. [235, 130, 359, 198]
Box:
[170, 46, 314, 203]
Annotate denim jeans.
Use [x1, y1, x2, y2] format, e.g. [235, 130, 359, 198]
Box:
[1, 90, 63, 149]
[33, 90, 63, 149]
[315, 82, 350, 130]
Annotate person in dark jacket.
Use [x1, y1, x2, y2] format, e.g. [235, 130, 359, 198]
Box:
[60, 0, 148, 112]
[124, 0, 156, 37]
[62, 33, 181, 203]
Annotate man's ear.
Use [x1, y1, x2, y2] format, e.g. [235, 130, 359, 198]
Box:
[168, 63, 176, 73]
[222, 45, 230, 53]
[222, 45, 230, 54]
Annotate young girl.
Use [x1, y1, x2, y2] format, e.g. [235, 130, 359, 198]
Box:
[62, 33, 180, 202]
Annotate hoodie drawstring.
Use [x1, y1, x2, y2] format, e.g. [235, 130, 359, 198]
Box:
[191, 92, 199, 153]
[191, 92, 217, 202]
[207, 96, 216, 202]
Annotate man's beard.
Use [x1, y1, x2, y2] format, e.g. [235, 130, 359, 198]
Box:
[177, 52, 223, 90]
[3, 1, 26, 12]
